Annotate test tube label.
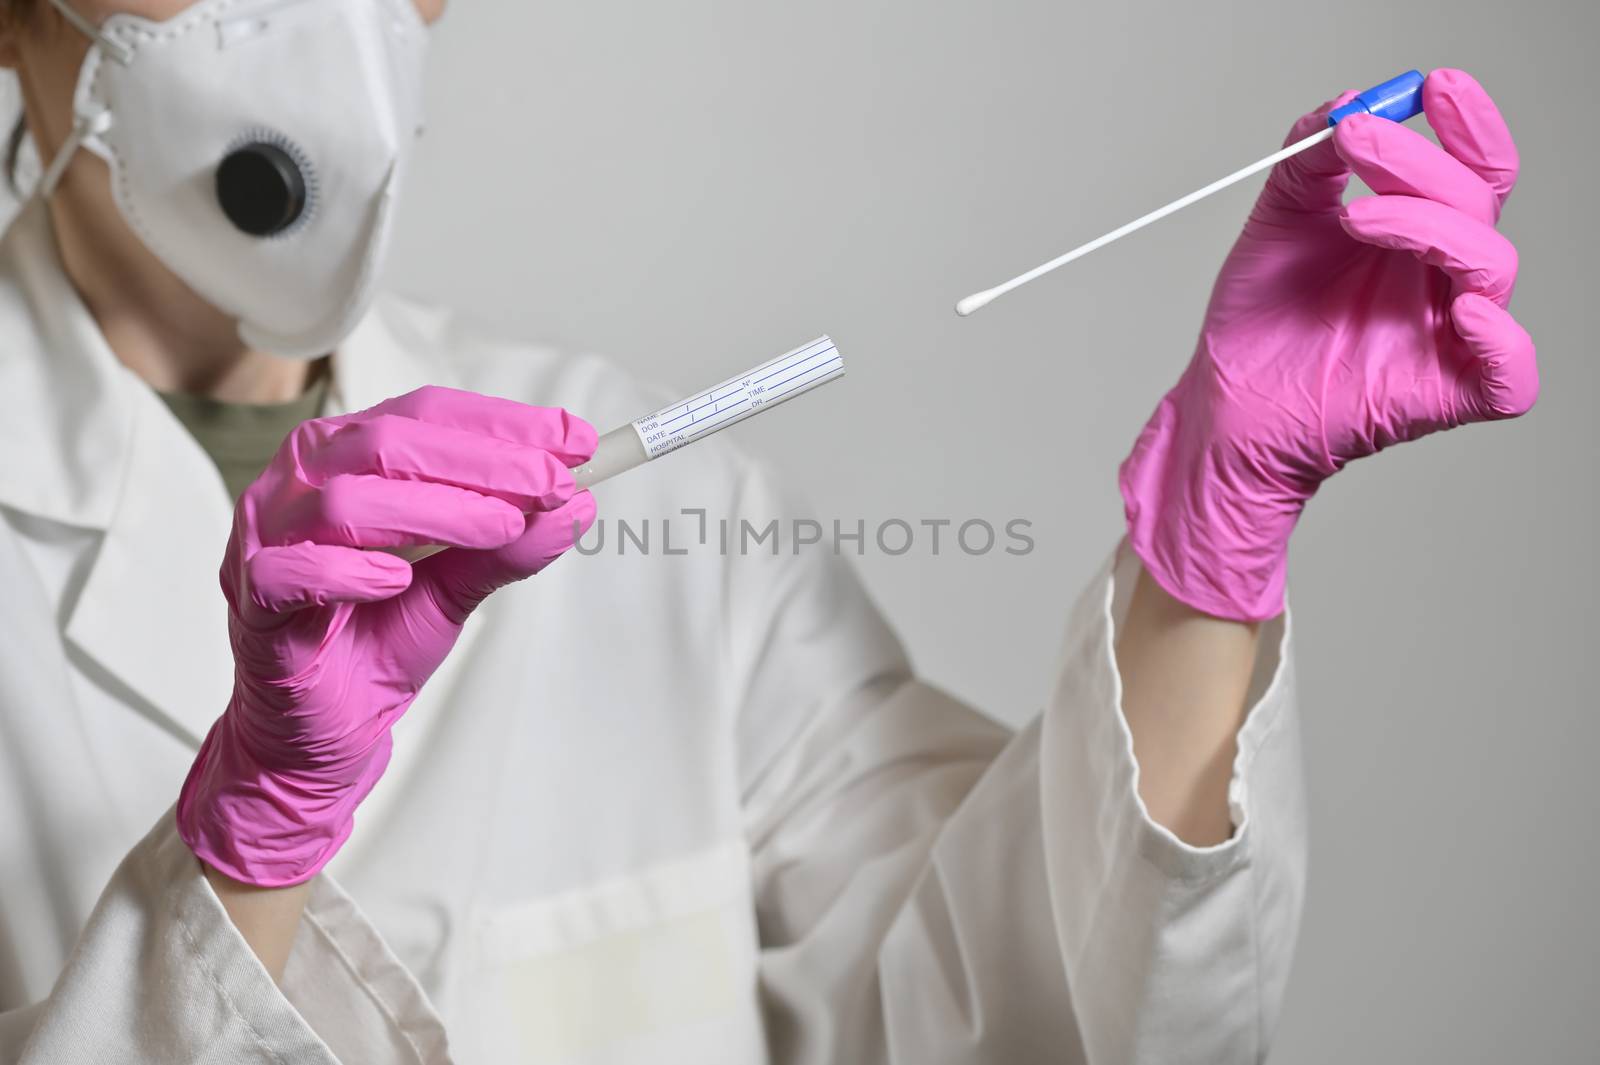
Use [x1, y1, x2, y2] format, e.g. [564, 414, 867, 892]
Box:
[630, 336, 844, 461]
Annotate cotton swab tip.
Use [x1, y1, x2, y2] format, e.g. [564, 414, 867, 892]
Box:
[955, 289, 1000, 317]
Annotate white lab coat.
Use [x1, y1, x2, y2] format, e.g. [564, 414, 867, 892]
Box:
[0, 195, 1308, 1064]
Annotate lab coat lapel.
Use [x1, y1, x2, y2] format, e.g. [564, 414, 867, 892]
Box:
[56, 299, 462, 750]
[0, 199, 233, 747]
[0, 193, 463, 748]
[62, 387, 238, 748]
[0, 200, 130, 528]
[56, 300, 466, 752]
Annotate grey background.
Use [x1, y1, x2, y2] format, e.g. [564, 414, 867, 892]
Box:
[8, 0, 1596, 1059]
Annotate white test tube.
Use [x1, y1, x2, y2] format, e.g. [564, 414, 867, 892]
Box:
[573, 334, 844, 489]
[396, 336, 844, 563]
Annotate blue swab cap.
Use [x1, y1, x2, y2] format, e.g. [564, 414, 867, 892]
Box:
[1328, 69, 1426, 126]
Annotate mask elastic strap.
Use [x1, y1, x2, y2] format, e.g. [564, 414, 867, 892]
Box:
[36, 0, 129, 200]
[46, 0, 135, 64]
[36, 107, 112, 200]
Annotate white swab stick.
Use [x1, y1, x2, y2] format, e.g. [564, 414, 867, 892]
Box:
[954, 126, 1334, 317]
[954, 69, 1429, 316]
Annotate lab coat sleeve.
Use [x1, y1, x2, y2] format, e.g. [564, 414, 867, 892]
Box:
[734, 465, 1306, 1063]
[0, 808, 451, 1065]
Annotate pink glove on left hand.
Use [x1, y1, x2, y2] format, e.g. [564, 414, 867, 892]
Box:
[1120, 69, 1538, 622]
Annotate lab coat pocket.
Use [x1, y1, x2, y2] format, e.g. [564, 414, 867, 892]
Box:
[463, 839, 766, 1065]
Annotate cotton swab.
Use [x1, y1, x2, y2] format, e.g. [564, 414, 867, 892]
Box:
[955, 70, 1426, 317]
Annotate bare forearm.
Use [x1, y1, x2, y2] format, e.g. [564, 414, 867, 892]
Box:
[202, 862, 310, 982]
[1114, 568, 1261, 846]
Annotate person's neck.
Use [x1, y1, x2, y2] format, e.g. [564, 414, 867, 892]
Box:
[44, 162, 315, 405]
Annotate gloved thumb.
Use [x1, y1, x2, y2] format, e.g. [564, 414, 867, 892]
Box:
[411, 491, 598, 625]
[1257, 91, 1359, 216]
[1451, 292, 1539, 421]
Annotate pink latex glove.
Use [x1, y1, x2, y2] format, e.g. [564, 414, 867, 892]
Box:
[1120, 69, 1538, 622]
[177, 386, 598, 886]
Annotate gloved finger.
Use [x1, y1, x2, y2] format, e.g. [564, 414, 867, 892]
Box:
[1340, 194, 1518, 305]
[274, 475, 528, 550]
[242, 542, 413, 616]
[1424, 69, 1519, 208]
[1258, 91, 1358, 214]
[1450, 292, 1539, 421]
[304, 414, 576, 512]
[415, 490, 597, 623]
[331, 386, 598, 467]
[1333, 113, 1499, 226]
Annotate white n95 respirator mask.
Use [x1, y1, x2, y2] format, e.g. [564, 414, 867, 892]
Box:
[40, 0, 429, 359]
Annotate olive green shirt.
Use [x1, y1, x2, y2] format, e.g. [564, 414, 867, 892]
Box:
[157, 375, 331, 502]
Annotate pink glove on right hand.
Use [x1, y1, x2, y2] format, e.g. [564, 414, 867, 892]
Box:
[177, 386, 597, 887]
[1120, 69, 1538, 622]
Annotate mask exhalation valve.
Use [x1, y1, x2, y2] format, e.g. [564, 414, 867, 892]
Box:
[216, 141, 308, 237]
